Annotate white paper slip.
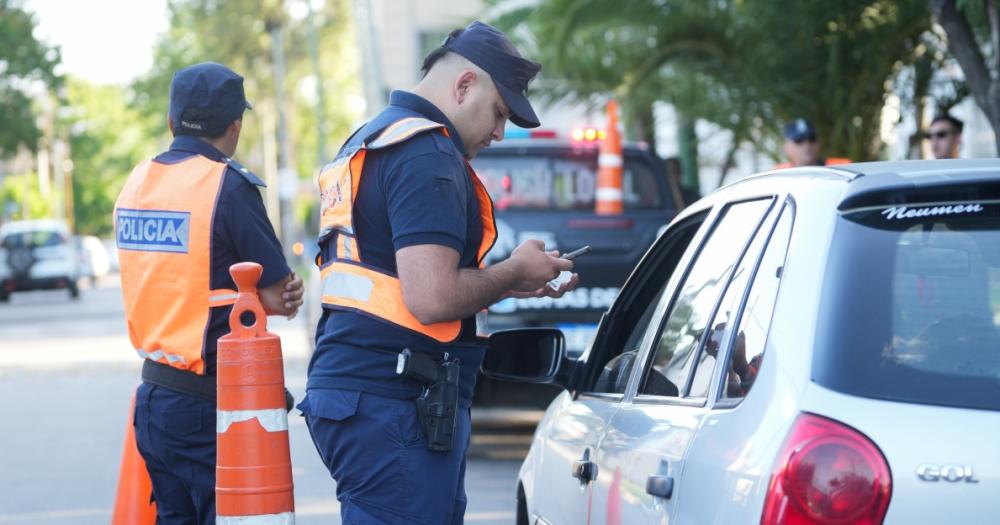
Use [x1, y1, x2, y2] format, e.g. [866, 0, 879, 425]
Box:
[547, 270, 573, 291]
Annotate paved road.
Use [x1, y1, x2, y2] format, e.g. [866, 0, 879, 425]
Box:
[0, 278, 527, 524]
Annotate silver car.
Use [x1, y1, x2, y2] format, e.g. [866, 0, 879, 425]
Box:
[485, 159, 1000, 525]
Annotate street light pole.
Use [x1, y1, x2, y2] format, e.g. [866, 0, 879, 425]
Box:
[269, 20, 296, 256]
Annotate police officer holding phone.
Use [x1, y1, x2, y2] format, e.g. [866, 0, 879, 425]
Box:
[299, 21, 579, 524]
[115, 62, 303, 524]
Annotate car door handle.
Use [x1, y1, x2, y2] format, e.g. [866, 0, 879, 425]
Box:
[572, 459, 597, 482]
[646, 473, 674, 499]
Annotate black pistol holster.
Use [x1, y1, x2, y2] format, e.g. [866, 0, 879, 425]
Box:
[395, 348, 460, 452]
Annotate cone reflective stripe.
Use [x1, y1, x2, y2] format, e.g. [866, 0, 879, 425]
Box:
[596, 100, 624, 215]
[216, 262, 295, 523]
[112, 391, 156, 525]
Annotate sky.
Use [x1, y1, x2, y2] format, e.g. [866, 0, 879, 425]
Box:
[25, 0, 168, 85]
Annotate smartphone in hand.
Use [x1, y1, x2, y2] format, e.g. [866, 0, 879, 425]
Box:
[560, 245, 592, 260]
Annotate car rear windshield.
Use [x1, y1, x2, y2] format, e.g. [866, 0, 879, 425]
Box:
[813, 201, 1000, 411]
[471, 154, 663, 211]
[2, 231, 66, 249]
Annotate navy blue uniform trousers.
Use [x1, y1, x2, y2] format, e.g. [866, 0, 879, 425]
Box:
[134, 382, 216, 525]
[301, 389, 472, 525]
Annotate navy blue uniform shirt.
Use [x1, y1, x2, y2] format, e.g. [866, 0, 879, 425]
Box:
[305, 91, 488, 406]
[154, 135, 291, 375]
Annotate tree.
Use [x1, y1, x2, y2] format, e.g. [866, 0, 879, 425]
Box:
[0, 0, 60, 155]
[930, 0, 1000, 153]
[64, 78, 156, 236]
[492, 0, 931, 171]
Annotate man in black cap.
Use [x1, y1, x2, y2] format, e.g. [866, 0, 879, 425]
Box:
[114, 62, 303, 524]
[776, 118, 851, 168]
[299, 21, 578, 524]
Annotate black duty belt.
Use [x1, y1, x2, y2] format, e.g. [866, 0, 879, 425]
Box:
[141, 359, 216, 402]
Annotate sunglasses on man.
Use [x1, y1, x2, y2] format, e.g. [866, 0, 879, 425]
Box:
[792, 135, 817, 144]
[926, 130, 953, 140]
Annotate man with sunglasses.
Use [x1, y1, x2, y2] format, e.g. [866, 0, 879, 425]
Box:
[775, 118, 851, 169]
[927, 113, 963, 159]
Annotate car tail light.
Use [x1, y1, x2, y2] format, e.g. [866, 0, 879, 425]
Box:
[761, 413, 891, 525]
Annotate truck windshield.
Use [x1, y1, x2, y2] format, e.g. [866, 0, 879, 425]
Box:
[471, 155, 662, 211]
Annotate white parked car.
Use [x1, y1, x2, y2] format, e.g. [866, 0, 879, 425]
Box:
[0, 219, 83, 301]
[484, 159, 1000, 524]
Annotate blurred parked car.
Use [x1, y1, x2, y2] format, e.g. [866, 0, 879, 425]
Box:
[0, 219, 83, 301]
[486, 159, 1000, 524]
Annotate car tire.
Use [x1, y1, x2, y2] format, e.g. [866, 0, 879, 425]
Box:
[69, 282, 80, 299]
[516, 484, 529, 525]
[0, 290, 8, 303]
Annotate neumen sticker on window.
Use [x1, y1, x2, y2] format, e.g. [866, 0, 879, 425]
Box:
[116, 209, 191, 253]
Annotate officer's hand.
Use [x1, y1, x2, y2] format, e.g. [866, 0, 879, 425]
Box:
[261, 272, 304, 319]
[508, 240, 574, 292]
[505, 272, 580, 299]
[282, 273, 304, 319]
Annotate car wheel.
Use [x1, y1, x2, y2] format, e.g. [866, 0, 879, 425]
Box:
[516, 484, 529, 525]
[69, 282, 80, 299]
[0, 290, 8, 303]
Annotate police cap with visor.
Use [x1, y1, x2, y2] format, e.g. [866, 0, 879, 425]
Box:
[169, 62, 253, 137]
[441, 21, 542, 129]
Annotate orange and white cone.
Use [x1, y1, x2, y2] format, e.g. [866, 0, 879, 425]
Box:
[216, 262, 295, 524]
[111, 391, 156, 525]
[596, 100, 624, 215]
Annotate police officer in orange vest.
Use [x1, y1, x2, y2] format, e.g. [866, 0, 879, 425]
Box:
[775, 118, 851, 169]
[114, 62, 304, 525]
[299, 21, 579, 524]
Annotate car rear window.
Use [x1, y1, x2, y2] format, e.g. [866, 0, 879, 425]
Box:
[814, 201, 1000, 411]
[471, 154, 662, 211]
[2, 231, 65, 249]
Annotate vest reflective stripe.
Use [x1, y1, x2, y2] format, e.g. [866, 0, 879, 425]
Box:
[135, 348, 188, 365]
[320, 261, 461, 342]
[368, 118, 448, 149]
[115, 155, 228, 375]
[209, 289, 239, 306]
[317, 117, 498, 342]
[217, 408, 289, 433]
[217, 513, 295, 525]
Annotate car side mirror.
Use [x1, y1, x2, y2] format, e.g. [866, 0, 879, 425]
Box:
[483, 328, 564, 382]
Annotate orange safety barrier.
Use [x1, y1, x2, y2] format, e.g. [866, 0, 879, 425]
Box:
[595, 100, 624, 215]
[111, 391, 156, 525]
[216, 262, 295, 523]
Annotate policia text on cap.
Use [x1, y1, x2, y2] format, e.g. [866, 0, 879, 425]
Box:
[297, 20, 580, 524]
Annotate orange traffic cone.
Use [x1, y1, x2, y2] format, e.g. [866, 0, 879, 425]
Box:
[111, 391, 156, 525]
[216, 262, 295, 523]
[596, 100, 624, 215]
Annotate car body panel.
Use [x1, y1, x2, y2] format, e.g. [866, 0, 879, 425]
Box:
[801, 383, 1000, 523]
[520, 391, 621, 524]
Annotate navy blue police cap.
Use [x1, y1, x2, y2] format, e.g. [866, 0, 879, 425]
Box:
[784, 118, 817, 142]
[169, 62, 252, 137]
[443, 21, 542, 128]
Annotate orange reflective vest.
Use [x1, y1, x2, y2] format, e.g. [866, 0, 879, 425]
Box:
[115, 156, 238, 374]
[316, 117, 497, 343]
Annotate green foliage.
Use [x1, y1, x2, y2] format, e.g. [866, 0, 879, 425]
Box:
[1, 173, 53, 219]
[131, 0, 359, 177]
[0, 0, 61, 155]
[492, 0, 932, 162]
[65, 78, 157, 236]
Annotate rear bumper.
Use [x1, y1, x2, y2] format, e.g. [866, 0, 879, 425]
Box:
[2, 275, 74, 292]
